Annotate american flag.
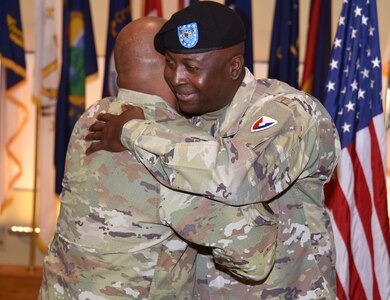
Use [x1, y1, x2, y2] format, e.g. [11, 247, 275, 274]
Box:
[143, 0, 162, 17]
[323, 0, 390, 299]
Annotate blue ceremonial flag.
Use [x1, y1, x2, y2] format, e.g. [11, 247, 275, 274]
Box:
[301, 0, 331, 103]
[0, 0, 28, 211]
[0, 0, 26, 90]
[323, 0, 390, 299]
[226, 0, 253, 73]
[102, 0, 131, 97]
[55, 0, 98, 194]
[268, 0, 299, 88]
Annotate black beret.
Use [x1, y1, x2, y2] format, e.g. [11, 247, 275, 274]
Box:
[154, 1, 245, 54]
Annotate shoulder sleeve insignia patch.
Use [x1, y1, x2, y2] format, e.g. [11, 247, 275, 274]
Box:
[251, 116, 278, 132]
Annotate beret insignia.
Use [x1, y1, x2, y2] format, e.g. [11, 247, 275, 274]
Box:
[177, 22, 198, 49]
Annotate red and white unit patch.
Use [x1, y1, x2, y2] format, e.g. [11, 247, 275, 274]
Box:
[251, 116, 278, 132]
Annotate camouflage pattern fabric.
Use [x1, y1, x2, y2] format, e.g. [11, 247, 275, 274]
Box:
[119, 69, 341, 299]
[39, 91, 195, 300]
[159, 185, 278, 282]
[39, 88, 281, 299]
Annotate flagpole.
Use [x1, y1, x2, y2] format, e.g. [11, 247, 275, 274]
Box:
[29, 104, 41, 272]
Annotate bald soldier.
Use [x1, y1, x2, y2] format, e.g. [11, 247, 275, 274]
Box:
[87, 2, 341, 299]
[39, 16, 277, 300]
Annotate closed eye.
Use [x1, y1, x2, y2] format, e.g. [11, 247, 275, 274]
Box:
[186, 65, 199, 73]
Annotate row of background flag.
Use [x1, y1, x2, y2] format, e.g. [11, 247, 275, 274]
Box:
[0, 0, 389, 299]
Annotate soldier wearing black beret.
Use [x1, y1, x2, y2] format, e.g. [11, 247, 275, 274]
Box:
[153, 0, 247, 116]
[87, 1, 339, 299]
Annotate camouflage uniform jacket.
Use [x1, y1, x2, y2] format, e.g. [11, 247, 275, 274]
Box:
[39, 88, 278, 300]
[119, 69, 341, 299]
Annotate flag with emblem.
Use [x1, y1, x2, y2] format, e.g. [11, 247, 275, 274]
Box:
[102, 0, 131, 98]
[226, 0, 253, 73]
[33, 0, 60, 250]
[323, 0, 390, 299]
[268, 0, 299, 88]
[143, 0, 162, 17]
[55, 0, 98, 194]
[301, 0, 331, 103]
[0, 0, 28, 212]
[178, 0, 197, 10]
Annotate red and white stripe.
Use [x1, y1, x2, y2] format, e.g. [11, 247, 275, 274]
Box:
[326, 113, 390, 300]
[143, 0, 162, 17]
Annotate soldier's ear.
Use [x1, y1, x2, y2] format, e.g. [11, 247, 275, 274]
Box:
[229, 54, 244, 81]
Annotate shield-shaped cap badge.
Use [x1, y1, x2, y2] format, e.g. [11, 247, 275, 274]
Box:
[177, 22, 199, 49]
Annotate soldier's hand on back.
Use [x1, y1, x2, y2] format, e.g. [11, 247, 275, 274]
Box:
[85, 104, 145, 154]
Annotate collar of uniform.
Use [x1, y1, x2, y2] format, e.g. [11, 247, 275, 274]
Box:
[117, 88, 171, 109]
[219, 68, 257, 136]
[193, 105, 228, 135]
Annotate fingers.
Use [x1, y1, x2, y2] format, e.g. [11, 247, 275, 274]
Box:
[97, 112, 115, 122]
[85, 142, 103, 155]
[85, 139, 127, 154]
[85, 131, 102, 141]
[88, 121, 105, 133]
[122, 106, 145, 120]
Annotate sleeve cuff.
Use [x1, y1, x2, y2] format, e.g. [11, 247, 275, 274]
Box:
[121, 119, 152, 150]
